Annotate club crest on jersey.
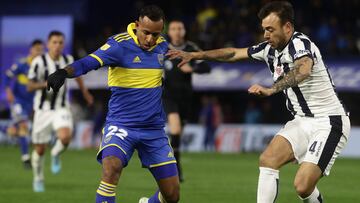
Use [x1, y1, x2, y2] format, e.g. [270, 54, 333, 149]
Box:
[158, 54, 164, 66]
[275, 66, 283, 76]
[104, 132, 112, 144]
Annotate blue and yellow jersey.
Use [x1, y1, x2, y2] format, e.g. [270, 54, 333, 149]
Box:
[89, 23, 168, 129]
[5, 57, 34, 108]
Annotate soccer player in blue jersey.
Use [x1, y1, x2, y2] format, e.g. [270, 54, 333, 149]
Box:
[47, 5, 179, 203]
[4, 39, 44, 169]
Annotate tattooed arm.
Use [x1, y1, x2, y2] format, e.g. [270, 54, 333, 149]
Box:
[248, 56, 313, 97]
[271, 56, 313, 93]
[166, 48, 249, 67]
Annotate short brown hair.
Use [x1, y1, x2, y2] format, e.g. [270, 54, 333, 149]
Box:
[258, 1, 294, 25]
[139, 5, 165, 22]
[48, 30, 65, 40]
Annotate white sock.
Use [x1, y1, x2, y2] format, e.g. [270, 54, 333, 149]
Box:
[299, 187, 323, 203]
[31, 150, 44, 182]
[21, 154, 30, 161]
[51, 139, 66, 157]
[257, 167, 280, 203]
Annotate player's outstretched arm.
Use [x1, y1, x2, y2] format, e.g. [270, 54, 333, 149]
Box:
[47, 55, 103, 92]
[166, 47, 249, 67]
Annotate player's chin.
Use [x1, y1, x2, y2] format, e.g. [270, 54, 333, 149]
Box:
[141, 44, 151, 50]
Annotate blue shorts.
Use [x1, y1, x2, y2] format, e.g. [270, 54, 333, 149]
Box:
[10, 102, 32, 124]
[97, 123, 177, 172]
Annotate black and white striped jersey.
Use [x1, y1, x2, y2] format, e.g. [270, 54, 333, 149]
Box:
[28, 53, 73, 111]
[247, 31, 347, 117]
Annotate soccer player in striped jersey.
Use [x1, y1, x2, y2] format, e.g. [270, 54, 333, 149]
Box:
[167, 2, 350, 203]
[47, 5, 179, 203]
[27, 31, 93, 192]
[4, 39, 44, 169]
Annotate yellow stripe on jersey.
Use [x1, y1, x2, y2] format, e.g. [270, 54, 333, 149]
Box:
[115, 36, 131, 42]
[17, 74, 29, 85]
[108, 66, 163, 88]
[113, 32, 128, 39]
[114, 34, 131, 42]
[89, 54, 104, 66]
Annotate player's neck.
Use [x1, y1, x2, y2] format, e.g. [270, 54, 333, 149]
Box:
[48, 52, 61, 61]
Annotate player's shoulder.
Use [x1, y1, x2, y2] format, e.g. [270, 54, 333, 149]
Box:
[111, 32, 132, 44]
[63, 54, 74, 63]
[291, 31, 313, 43]
[155, 35, 168, 51]
[31, 55, 44, 66]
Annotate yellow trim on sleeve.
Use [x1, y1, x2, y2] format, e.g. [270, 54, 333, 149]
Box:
[149, 160, 177, 168]
[89, 54, 104, 66]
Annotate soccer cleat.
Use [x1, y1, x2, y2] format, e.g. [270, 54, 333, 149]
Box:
[33, 180, 45, 192]
[23, 159, 32, 170]
[138, 197, 149, 203]
[51, 155, 61, 174]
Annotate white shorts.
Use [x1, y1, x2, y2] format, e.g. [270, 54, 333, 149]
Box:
[277, 115, 350, 176]
[32, 108, 73, 144]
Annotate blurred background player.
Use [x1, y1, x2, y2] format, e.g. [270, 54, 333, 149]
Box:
[27, 31, 93, 192]
[167, 2, 350, 203]
[4, 39, 44, 169]
[47, 6, 180, 203]
[163, 19, 210, 182]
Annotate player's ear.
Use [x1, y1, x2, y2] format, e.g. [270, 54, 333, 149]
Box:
[135, 19, 140, 28]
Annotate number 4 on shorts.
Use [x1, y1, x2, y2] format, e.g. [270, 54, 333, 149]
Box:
[309, 141, 318, 152]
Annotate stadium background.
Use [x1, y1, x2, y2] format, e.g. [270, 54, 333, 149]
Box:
[0, 0, 359, 202]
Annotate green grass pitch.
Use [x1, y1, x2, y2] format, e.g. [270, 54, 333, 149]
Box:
[1, 146, 359, 202]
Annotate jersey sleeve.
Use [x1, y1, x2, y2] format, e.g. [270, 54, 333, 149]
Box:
[71, 38, 123, 77]
[90, 38, 122, 66]
[288, 38, 313, 61]
[28, 56, 42, 81]
[247, 41, 269, 61]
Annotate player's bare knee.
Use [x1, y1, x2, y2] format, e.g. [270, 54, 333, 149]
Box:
[294, 178, 313, 197]
[102, 157, 122, 184]
[162, 185, 180, 203]
[259, 152, 278, 169]
[35, 145, 46, 156]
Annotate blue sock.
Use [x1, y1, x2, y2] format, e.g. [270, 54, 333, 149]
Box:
[96, 181, 116, 203]
[18, 137, 29, 157]
[148, 190, 163, 203]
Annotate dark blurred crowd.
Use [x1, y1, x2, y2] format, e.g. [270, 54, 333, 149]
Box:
[72, 0, 359, 58]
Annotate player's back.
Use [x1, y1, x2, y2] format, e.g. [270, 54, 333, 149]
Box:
[92, 23, 168, 129]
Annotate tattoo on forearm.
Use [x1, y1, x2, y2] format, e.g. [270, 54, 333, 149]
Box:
[271, 57, 312, 93]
